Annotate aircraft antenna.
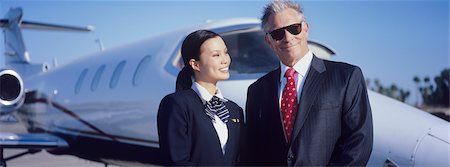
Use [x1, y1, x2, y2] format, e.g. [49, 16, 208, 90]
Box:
[52, 58, 58, 68]
[95, 38, 105, 51]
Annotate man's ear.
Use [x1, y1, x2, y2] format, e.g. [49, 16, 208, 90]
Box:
[189, 59, 200, 72]
[303, 22, 309, 34]
[302, 22, 310, 39]
[265, 34, 274, 50]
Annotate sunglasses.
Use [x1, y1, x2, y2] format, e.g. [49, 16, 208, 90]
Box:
[267, 23, 302, 41]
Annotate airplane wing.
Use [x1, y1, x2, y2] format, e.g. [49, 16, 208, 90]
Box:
[0, 132, 68, 149]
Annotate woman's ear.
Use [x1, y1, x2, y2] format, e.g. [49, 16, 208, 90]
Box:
[189, 59, 200, 72]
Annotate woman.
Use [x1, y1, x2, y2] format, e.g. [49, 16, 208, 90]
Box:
[157, 30, 244, 166]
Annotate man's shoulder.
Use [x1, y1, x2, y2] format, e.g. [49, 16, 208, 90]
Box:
[249, 69, 278, 89]
[321, 58, 362, 74]
[320, 58, 365, 81]
[322, 59, 358, 70]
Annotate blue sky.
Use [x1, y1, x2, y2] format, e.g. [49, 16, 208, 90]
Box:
[1, 0, 448, 105]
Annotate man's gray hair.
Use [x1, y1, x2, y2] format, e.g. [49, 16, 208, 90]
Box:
[261, 0, 305, 32]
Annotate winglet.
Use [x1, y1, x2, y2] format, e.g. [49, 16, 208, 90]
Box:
[21, 20, 95, 32]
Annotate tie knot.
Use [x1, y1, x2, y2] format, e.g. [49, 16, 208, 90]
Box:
[284, 68, 297, 78]
[210, 96, 221, 105]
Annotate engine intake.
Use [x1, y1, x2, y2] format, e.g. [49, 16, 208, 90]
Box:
[0, 69, 24, 115]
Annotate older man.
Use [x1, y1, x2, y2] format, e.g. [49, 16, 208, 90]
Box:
[244, 1, 373, 166]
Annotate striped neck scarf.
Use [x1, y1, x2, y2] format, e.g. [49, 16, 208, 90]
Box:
[205, 96, 229, 123]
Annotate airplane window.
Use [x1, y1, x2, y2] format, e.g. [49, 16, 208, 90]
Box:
[91, 65, 106, 91]
[383, 159, 399, 167]
[110, 61, 126, 89]
[133, 55, 152, 86]
[221, 29, 279, 74]
[75, 69, 88, 94]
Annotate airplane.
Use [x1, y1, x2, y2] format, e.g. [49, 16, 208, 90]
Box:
[0, 7, 449, 167]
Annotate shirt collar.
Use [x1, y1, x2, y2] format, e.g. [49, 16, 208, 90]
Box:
[192, 82, 227, 104]
[279, 50, 313, 82]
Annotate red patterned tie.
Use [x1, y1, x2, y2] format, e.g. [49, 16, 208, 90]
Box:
[281, 68, 298, 144]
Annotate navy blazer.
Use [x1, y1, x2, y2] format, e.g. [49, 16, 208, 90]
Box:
[244, 56, 373, 166]
[158, 89, 244, 166]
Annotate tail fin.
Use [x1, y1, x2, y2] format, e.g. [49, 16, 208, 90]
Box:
[1, 7, 30, 65]
[0, 7, 93, 77]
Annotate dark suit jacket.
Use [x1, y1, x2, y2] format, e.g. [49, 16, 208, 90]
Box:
[157, 89, 244, 166]
[244, 56, 373, 166]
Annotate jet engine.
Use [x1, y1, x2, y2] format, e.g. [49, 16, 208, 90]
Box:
[0, 69, 24, 115]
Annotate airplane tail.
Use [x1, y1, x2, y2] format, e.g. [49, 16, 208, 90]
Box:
[0, 7, 94, 77]
[0, 7, 93, 114]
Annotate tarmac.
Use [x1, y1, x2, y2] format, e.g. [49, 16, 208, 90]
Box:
[0, 115, 120, 167]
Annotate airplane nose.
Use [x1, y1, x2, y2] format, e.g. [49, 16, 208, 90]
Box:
[413, 124, 450, 166]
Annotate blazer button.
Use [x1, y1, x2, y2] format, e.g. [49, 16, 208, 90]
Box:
[287, 154, 294, 161]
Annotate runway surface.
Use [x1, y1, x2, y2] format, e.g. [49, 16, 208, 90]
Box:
[0, 116, 119, 167]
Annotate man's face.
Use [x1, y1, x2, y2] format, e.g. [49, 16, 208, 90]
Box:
[265, 8, 309, 67]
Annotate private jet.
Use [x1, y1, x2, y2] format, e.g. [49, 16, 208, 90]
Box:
[0, 7, 449, 167]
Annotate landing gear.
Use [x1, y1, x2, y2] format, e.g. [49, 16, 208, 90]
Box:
[0, 146, 6, 167]
[0, 146, 41, 167]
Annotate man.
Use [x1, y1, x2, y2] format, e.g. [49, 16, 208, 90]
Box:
[244, 1, 373, 166]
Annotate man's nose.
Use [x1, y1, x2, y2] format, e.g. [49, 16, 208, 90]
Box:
[283, 29, 294, 41]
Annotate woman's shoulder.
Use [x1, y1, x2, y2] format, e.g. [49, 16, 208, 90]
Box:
[224, 99, 243, 111]
[159, 89, 200, 114]
[161, 89, 197, 103]
[164, 89, 196, 98]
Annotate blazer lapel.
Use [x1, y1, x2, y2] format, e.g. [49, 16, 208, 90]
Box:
[224, 102, 236, 158]
[189, 89, 225, 155]
[291, 56, 327, 143]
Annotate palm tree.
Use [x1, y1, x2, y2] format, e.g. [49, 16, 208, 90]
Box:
[390, 84, 398, 99]
[374, 79, 381, 93]
[413, 76, 421, 106]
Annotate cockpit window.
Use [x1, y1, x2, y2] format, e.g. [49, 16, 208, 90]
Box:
[173, 28, 279, 75]
[221, 28, 279, 74]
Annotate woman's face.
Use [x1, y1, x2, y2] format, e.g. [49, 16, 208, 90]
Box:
[191, 36, 231, 84]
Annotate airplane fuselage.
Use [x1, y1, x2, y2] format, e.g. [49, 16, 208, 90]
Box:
[1, 14, 448, 166]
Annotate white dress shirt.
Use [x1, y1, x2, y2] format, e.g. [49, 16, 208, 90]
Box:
[192, 82, 228, 155]
[279, 50, 313, 107]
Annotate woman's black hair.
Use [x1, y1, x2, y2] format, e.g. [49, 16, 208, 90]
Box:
[176, 30, 220, 92]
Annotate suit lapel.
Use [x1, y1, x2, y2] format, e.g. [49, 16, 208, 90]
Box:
[267, 68, 288, 143]
[291, 56, 327, 143]
[269, 68, 281, 112]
